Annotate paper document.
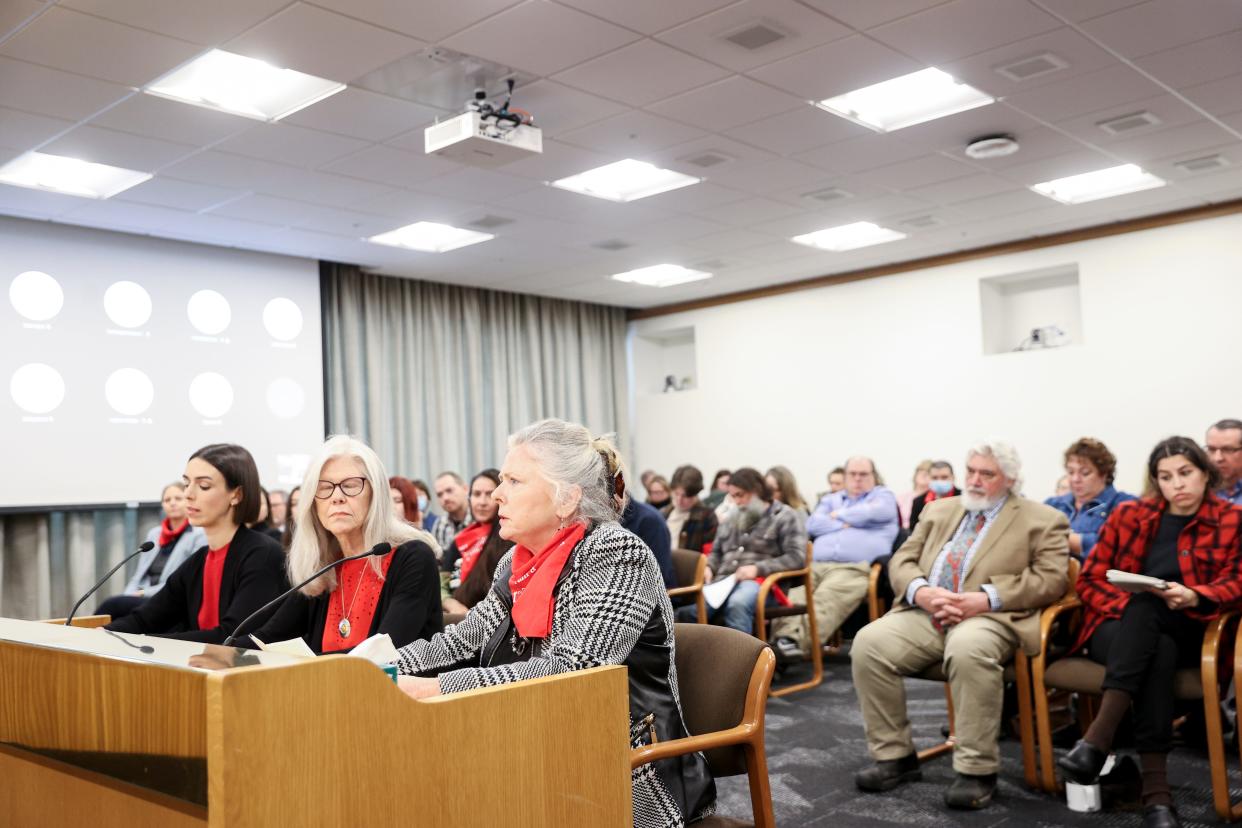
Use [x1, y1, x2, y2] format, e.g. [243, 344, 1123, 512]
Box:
[702, 574, 738, 611]
[1105, 569, 1168, 593]
[349, 633, 400, 665]
[251, 635, 316, 658]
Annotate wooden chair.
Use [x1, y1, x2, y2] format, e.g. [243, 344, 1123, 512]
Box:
[632, 623, 776, 828]
[667, 548, 707, 623]
[825, 554, 893, 653]
[754, 541, 823, 697]
[1031, 581, 1241, 819]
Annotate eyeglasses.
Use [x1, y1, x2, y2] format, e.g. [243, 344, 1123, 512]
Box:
[315, 477, 368, 499]
[1204, 445, 1242, 456]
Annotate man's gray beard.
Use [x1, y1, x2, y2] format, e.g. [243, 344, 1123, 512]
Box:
[734, 507, 762, 533]
[961, 491, 1002, 512]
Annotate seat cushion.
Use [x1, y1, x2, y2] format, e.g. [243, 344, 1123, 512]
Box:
[1044, 657, 1203, 699]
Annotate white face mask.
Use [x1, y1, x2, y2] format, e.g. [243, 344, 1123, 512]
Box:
[417, 494, 429, 512]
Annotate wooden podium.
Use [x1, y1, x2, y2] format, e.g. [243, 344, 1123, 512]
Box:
[0, 617, 632, 827]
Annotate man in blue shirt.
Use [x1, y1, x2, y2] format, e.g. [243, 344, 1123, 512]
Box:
[771, 456, 898, 658]
[1043, 438, 1135, 560]
[1206, 419, 1242, 505]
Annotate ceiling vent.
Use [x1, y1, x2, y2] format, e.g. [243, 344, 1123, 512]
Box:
[1097, 110, 1162, 135]
[591, 238, 632, 251]
[681, 151, 734, 169]
[802, 186, 853, 203]
[995, 52, 1068, 82]
[468, 214, 514, 229]
[1174, 154, 1230, 173]
[900, 214, 945, 229]
[723, 22, 787, 51]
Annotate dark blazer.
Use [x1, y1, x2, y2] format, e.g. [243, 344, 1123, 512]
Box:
[106, 526, 286, 644]
[622, 500, 675, 588]
[245, 540, 443, 654]
[660, 501, 719, 554]
[909, 487, 961, 531]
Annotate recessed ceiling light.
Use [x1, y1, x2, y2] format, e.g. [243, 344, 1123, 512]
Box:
[0, 151, 152, 199]
[611, 264, 712, 288]
[145, 49, 346, 122]
[791, 221, 907, 251]
[367, 221, 494, 253]
[1030, 164, 1166, 204]
[551, 159, 701, 202]
[815, 68, 995, 133]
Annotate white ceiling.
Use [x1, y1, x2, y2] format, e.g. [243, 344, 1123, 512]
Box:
[1, 0, 1240, 309]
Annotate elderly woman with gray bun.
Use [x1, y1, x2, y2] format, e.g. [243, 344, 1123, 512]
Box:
[395, 418, 715, 828]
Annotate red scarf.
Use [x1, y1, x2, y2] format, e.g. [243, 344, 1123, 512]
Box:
[453, 521, 493, 584]
[509, 523, 586, 638]
[197, 543, 229, 630]
[158, 518, 189, 548]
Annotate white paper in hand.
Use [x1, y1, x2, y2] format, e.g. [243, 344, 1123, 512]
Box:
[1105, 569, 1168, 593]
[250, 635, 316, 658]
[702, 574, 738, 611]
[349, 633, 400, 665]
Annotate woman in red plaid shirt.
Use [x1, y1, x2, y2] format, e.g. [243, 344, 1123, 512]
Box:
[1058, 436, 1242, 828]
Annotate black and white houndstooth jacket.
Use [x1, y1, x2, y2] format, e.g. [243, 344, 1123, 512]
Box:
[396, 521, 716, 828]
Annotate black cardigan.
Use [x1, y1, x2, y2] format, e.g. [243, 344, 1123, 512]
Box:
[106, 526, 286, 644]
[244, 540, 442, 654]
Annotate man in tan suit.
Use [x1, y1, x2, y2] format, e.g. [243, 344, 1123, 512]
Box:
[851, 440, 1069, 810]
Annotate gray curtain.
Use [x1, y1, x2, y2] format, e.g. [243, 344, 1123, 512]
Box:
[322, 262, 630, 480]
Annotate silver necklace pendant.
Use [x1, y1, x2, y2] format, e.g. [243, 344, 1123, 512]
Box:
[338, 618, 351, 638]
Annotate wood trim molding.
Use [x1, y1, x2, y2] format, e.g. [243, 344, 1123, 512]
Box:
[628, 197, 1242, 321]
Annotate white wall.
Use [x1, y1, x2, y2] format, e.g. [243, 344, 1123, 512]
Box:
[629, 213, 1242, 503]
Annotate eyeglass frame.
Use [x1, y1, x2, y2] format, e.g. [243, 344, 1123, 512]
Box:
[1203, 444, 1242, 457]
[314, 476, 369, 500]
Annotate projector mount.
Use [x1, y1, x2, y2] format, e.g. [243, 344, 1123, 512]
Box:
[469, 78, 534, 138]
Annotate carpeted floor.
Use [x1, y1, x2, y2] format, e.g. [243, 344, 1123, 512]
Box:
[711, 651, 1237, 827]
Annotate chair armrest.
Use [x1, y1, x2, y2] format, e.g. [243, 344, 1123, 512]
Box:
[666, 585, 702, 598]
[1035, 595, 1082, 669]
[1202, 610, 1239, 688]
[756, 568, 807, 605]
[630, 723, 758, 770]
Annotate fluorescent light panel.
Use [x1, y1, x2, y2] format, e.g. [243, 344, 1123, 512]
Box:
[368, 221, 494, 253]
[792, 221, 906, 251]
[611, 264, 712, 288]
[816, 68, 995, 132]
[0, 151, 151, 199]
[146, 49, 345, 122]
[1031, 163, 1166, 204]
[552, 159, 701, 202]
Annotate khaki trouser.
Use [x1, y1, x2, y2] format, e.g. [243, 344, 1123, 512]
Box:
[770, 561, 871, 651]
[850, 609, 1019, 775]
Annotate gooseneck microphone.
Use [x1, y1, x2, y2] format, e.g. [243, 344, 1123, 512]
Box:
[65, 540, 155, 626]
[222, 542, 391, 648]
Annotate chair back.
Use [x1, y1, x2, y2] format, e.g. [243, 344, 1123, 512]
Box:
[673, 622, 773, 776]
[670, 548, 705, 590]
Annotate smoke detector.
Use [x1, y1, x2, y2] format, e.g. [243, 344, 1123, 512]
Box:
[965, 134, 1019, 160]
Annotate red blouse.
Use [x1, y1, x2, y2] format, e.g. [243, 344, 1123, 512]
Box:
[197, 544, 229, 630]
[322, 551, 394, 652]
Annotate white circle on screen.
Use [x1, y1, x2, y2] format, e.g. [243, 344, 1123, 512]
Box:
[262, 298, 303, 341]
[187, 289, 231, 335]
[103, 281, 152, 329]
[9, 271, 64, 321]
[10, 363, 65, 414]
[188, 372, 233, 418]
[266, 377, 305, 419]
[105, 368, 154, 415]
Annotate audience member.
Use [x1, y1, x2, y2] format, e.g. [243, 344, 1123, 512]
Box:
[1054, 475, 1071, 498]
[247, 487, 284, 542]
[771, 457, 898, 659]
[851, 441, 1068, 810]
[704, 469, 731, 509]
[684, 467, 806, 633]
[106, 444, 286, 643]
[393, 419, 715, 827]
[268, 488, 288, 530]
[662, 465, 718, 554]
[766, 465, 811, 518]
[622, 496, 676, 589]
[898, 460, 933, 529]
[432, 472, 473, 551]
[441, 469, 513, 614]
[388, 476, 421, 526]
[645, 474, 672, 510]
[282, 485, 300, 551]
[1060, 436, 1242, 828]
[412, 479, 437, 531]
[244, 436, 442, 653]
[639, 469, 657, 492]
[910, 461, 959, 531]
[97, 481, 207, 621]
[1205, 419, 1242, 505]
[1044, 438, 1136, 560]
[819, 466, 846, 501]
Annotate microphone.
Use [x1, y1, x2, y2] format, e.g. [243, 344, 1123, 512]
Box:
[65, 541, 155, 626]
[222, 542, 391, 647]
[103, 626, 155, 654]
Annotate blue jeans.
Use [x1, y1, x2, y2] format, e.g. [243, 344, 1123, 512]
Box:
[676, 579, 771, 634]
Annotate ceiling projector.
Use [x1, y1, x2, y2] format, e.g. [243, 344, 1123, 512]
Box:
[424, 80, 542, 168]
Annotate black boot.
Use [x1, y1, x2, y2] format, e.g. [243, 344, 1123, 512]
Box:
[1142, 804, 1181, 828]
[1057, 739, 1109, 784]
[855, 753, 921, 792]
[944, 772, 997, 810]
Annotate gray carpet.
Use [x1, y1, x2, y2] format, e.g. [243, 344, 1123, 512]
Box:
[710, 652, 1237, 827]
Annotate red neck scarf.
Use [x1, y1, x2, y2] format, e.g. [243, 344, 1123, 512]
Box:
[509, 523, 586, 638]
[158, 518, 189, 548]
[454, 521, 493, 584]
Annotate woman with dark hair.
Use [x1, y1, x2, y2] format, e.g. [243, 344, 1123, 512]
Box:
[663, 465, 718, 554]
[106, 444, 286, 644]
[282, 485, 301, 552]
[1058, 436, 1242, 828]
[1045, 437, 1137, 560]
[704, 468, 731, 510]
[440, 469, 514, 615]
[247, 487, 284, 542]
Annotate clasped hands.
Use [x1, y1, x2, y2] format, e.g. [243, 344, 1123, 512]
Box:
[914, 586, 990, 628]
[1149, 581, 1200, 611]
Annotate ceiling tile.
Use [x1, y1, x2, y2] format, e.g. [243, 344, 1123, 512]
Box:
[556, 0, 737, 35]
[1031, 0, 1147, 23]
[1054, 94, 1205, 146]
[704, 157, 839, 195]
[0, 56, 132, 120]
[948, 126, 1089, 171]
[226, 2, 424, 83]
[0, 105, 73, 148]
[856, 153, 976, 189]
[996, 148, 1124, 186]
[497, 139, 613, 183]
[695, 195, 806, 226]
[646, 76, 804, 130]
[59, 0, 290, 46]
[0, 183, 87, 218]
[89, 94, 252, 148]
[798, 0, 952, 30]
[552, 39, 730, 108]
[58, 199, 191, 233]
[499, 80, 628, 134]
[304, 0, 525, 42]
[869, 0, 1061, 65]
[490, 185, 673, 228]
[1106, 119, 1239, 165]
[764, 173, 893, 207]
[793, 132, 927, 174]
[410, 167, 542, 202]
[0, 7, 201, 87]
[442, 2, 641, 77]
[630, 181, 750, 213]
[1143, 142, 1242, 181]
[729, 106, 872, 156]
[886, 102, 1041, 155]
[1078, 0, 1242, 59]
[1181, 74, 1242, 119]
[283, 87, 448, 142]
[0, 1, 44, 40]
[348, 188, 484, 222]
[216, 123, 371, 168]
[941, 27, 1117, 99]
[114, 176, 249, 211]
[625, 214, 729, 245]
[654, 0, 852, 73]
[41, 124, 198, 171]
[557, 110, 708, 157]
[1134, 29, 1242, 89]
[746, 34, 922, 101]
[682, 227, 782, 253]
[644, 134, 779, 173]
[1003, 64, 1165, 123]
[319, 144, 458, 188]
[946, 187, 1050, 219]
[905, 173, 1020, 205]
[206, 193, 395, 237]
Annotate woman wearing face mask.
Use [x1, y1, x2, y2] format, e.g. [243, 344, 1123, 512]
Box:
[909, 461, 960, 531]
[1045, 437, 1137, 560]
[645, 475, 672, 510]
[1058, 437, 1242, 828]
[106, 444, 286, 643]
[412, 479, 437, 532]
[440, 469, 514, 615]
[97, 481, 208, 622]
